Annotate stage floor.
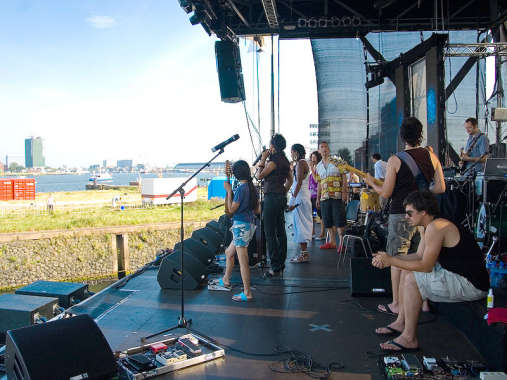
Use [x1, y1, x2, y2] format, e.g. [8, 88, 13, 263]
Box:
[68, 235, 484, 380]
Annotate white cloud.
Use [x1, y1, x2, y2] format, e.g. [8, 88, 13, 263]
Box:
[86, 16, 116, 29]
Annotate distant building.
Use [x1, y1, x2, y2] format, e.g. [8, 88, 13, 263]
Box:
[309, 124, 319, 152]
[117, 160, 133, 170]
[175, 162, 225, 170]
[25, 137, 45, 168]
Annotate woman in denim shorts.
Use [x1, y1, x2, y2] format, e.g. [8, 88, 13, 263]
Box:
[209, 160, 259, 302]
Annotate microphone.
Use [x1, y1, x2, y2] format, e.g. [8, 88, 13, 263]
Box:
[252, 146, 267, 166]
[211, 134, 240, 152]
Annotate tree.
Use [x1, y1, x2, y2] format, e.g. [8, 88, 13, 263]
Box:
[337, 148, 352, 164]
[8, 162, 24, 172]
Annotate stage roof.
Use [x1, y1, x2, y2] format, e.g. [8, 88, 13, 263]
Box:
[179, 0, 506, 41]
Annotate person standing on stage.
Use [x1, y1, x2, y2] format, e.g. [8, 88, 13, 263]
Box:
[372, 153, 388, 208]
[364, 117, 445, 316]
[256, 134, 292, 277]
[288, 144, 313, 263]
[209, 160, 259, 302]
[460, 117, 489, 174]
[309, 151, 325, 240]
[315, 141, 348, 253]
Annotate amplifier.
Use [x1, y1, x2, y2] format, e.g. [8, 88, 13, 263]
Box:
[350, 258, 391, 296]
[15, 280, 88, 308]
[0, 294, 58, 336]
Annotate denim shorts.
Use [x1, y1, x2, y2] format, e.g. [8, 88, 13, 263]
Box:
[231, 221, 256, 247]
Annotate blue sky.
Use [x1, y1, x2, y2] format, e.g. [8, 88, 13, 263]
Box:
[0, 1, 317, 167]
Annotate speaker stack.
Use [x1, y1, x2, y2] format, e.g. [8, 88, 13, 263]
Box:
[157, 221, 229, 290]
[215, 40, 245, 103]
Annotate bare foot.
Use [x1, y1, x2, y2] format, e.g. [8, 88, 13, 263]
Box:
[380, 335, 419, 351]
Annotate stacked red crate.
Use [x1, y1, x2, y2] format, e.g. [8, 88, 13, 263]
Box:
[0, 179, 14, 200]
[13, 179, 36, 200]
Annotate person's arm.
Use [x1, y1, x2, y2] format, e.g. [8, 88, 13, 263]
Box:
[365, 155, 398, 199]
[284, 169, 294, 193]
[223, 182, 239, 214]
[256, 150, 275, 180]
[292, 161, 306, 198]
[429, 150, 446, 194]
[316, 181, 322, 209]
[373, 223, 442, 272]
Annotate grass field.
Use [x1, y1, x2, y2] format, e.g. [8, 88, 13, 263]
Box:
[0, 188, 225, 233]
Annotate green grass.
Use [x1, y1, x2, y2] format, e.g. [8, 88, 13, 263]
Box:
[0, 188, 225, 233]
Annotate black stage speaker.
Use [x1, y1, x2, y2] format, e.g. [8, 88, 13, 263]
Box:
[5, 314, 116, 380]
[174, 238, 215, 266]
[157, 251, 207, 290]
[215, 40, 245, 103]
[206, 220, 225, 239]
[191, 227, 223, 254]
[350, 258, 392, 296]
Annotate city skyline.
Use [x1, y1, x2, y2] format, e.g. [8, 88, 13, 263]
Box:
[0, 1, 317, 168]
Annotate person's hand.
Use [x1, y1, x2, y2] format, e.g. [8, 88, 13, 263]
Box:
[372, 252, 390, 269]
[286, 205, 296, 212]
[364, 173, 374, 186]
[261, 149, 270, 161]
[461, 153, 470, 162]
[223, 181, 232, 192]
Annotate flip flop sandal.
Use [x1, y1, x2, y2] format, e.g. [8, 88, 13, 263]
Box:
[381, 340, 419, 353]
[232, 292, 253, 302]
[319, 242, 336, 249]
[377, 303, 398, 316]
[208, 278, 232, 291]
[375, 326, 402, 336]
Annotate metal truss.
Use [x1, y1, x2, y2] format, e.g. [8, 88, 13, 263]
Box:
[445, 43, 507, 57]
[261, 0, 279, 29]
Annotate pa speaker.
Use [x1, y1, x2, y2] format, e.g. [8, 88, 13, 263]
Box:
[157, 251, 207, 290]
[191, 227, 223, 254]
[350, 258, 391, 296]
[215, 40, 245, 103]
[5, 314, 116, 380]
[206, 220, 225, 239]
[174, 238, 215, 266]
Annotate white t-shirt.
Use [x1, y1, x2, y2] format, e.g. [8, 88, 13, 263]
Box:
[374, 160, 387, 180]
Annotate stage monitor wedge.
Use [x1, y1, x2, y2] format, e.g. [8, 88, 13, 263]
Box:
[215, 40, 245, 103]
[5, 314, 116, 380]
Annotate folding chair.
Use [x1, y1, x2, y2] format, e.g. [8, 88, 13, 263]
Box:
[337, 211, 375, 271]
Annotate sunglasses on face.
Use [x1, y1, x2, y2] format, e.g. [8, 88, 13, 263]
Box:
[405, 210, 414, 217]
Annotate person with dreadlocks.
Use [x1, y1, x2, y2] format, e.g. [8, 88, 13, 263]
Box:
[209, 160, 259, 302]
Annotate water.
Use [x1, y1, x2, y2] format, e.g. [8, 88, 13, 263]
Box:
[16, 172, 213, 193]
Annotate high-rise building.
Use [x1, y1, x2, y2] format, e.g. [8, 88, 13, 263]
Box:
[25, 137, 45, 168]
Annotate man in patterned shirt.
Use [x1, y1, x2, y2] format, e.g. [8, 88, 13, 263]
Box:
[315, 141, 348, 253]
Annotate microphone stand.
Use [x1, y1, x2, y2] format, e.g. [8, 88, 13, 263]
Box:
[140, 148, 225, 343]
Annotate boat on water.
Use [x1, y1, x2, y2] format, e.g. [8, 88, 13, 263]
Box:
[89, 172, 112, 182]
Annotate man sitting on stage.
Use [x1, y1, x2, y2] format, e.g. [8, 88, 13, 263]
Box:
[371, 191, 489, 352]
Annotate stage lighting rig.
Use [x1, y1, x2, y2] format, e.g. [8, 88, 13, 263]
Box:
[178, 0, 193, 14]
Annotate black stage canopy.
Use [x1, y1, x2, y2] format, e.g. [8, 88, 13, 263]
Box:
[178, 0, 506, 40]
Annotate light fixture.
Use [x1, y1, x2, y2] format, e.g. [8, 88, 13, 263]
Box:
[178, 0, 193, 14]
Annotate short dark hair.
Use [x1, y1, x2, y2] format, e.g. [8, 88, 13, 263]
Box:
[311, 150, 322, 162]
[270, 134, 286, 152]
[400, 117, 423, 147]
[291, 144, 306, 160]
[465, 117, 478, 127]
[232, 160, 258, 211]
[403, 191, 440, 216]
[372, 153, 381, 160]
[318, 141, 329, 147]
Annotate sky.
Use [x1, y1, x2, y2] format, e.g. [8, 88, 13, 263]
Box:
[0, 1, 317, 168]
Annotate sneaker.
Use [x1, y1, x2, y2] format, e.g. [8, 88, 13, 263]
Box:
[264, 269, 283, 278]
[290, 252, 310, 263]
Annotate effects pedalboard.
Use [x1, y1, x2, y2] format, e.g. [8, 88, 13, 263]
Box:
[117, 333, 225, 379]
[379, 354, 494, 379]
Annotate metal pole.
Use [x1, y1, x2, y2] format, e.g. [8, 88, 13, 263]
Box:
[270, 34, 275, 137]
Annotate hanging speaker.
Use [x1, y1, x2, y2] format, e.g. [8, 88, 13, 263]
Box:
[157, 251, 207, 290]
[5, 314, 116, 380]
[215, 40, 245, 103]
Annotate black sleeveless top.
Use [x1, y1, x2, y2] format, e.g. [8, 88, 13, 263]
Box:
[264, 152, 290, 194]
[438, 222, 490, 291]
[390, 147, 434, 214]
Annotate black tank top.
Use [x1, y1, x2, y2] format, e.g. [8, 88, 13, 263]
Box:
[438, 222, 490, 291]
[390, 147, 434, 214]
[264, 152, 290, 194]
